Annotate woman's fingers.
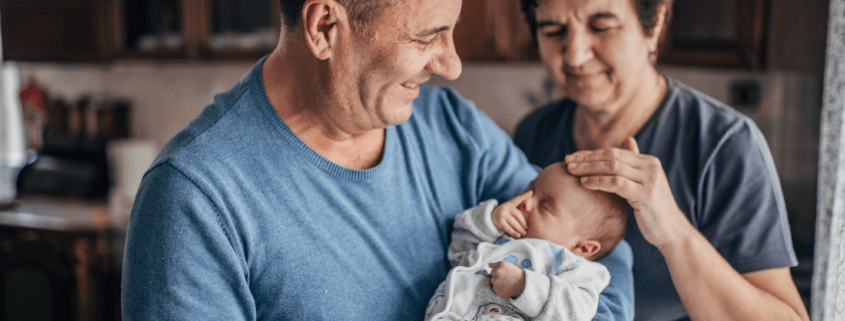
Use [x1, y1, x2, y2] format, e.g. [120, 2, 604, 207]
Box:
[566, 147, 644, 167]
[578, 175, 641, 203]
[621, 136, 640, 153]
[566, 155, 650, 184]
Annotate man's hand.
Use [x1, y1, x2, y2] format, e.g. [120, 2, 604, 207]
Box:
[491, 190, 532, 238]
[488, 261, 526, 298]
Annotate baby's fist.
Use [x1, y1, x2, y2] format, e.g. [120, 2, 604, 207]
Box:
[488, 261, 526, 298]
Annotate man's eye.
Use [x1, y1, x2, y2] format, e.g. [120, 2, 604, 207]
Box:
[415, 36, 435, 45]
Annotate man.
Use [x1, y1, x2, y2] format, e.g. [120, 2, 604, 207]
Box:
[121, 0, 634, 319]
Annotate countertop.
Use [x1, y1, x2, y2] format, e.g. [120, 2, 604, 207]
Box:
[0, 195, 110, 231]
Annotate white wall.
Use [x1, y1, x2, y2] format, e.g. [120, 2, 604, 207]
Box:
[20, 60, 254, 148]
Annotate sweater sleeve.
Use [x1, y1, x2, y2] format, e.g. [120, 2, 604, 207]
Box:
[511, 251, 611, 320]
[122, 164, 254, 320]
[438, 87, 540, 204]
[447, 199, 503, 267]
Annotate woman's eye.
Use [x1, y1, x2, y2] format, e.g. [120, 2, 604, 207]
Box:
[543, 27, 567, 38]
[538, 26, 566, 38]
[590, 19, 618, 32]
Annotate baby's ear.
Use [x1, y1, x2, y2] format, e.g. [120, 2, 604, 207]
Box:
[571, 239, 601, 260]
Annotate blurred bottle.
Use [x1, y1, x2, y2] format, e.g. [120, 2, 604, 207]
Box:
[19, 78, 47, 150]
[0, 62, 35, 205]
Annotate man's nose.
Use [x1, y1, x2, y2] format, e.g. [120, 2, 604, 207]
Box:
[429, 33, 462, 80]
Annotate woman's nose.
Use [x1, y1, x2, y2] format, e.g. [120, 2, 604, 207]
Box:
[563, 28, 594, 68]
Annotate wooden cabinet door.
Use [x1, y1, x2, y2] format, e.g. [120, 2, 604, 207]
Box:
[453, 0, 538, 62]
[659, 0, 769, 69]
[1, 0, 115, 61]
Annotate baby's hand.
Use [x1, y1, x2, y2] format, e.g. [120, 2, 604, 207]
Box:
[488, 261, 526, 298]
[491, 190, 531, 238]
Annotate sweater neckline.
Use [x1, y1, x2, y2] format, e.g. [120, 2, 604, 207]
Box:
[249, 57, 394, 182]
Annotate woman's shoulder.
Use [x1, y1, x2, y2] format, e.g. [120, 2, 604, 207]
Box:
[664, 78, 771, 167]
[668, 78, 755, 128]
[664, 78, 762, 141]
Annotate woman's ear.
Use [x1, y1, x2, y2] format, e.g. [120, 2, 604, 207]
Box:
[571, 239, 601, 259]
[302, 0, 344, 60]
[649, 4, 669, 53]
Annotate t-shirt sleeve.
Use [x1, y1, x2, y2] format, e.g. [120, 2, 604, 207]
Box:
[698, 120, 797, 273]
[122, 163, 253, 320]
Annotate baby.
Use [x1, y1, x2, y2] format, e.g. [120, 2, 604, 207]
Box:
[425, 162, 627, 321]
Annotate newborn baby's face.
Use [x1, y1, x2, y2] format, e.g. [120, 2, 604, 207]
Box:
[520, 163, 591, 248]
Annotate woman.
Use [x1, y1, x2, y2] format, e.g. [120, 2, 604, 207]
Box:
[513, 0, 810, 320]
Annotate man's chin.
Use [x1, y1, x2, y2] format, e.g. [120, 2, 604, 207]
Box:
[383, 104, 415, 126]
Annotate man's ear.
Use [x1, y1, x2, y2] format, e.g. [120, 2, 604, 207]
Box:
[571, 239, 601, 260]
[302, 0, 343, 60]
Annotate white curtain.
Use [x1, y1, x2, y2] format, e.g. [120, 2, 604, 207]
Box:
[812, 0, 845, 318]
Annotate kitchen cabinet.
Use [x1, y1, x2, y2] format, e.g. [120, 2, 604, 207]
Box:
[659, 0, 769, 69]
[1, 0, 537, 62]
[453, 0, 539, 62]
[115, 0, 281, 60]
[1, 0, 280, 62]
[454, 0, 773, 66]
[0, 0, 116, 61]
[0, 197, 119, 321]
[2, 0, 776, 67]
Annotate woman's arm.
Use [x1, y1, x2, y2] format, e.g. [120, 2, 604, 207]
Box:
[565, 137, 809, 321]
[659, 226, 808, 320]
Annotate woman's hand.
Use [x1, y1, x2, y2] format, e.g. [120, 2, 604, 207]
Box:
[488, 261, 526, 298]
[564, 137, 692, 249]
[491, 190, 532, 238]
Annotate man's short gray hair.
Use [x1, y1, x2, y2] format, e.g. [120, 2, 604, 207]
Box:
[280, 0, 401, 34]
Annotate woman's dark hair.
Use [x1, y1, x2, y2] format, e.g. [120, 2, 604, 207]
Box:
[519, 0, 674, 41]
[279, 0, 399, 29]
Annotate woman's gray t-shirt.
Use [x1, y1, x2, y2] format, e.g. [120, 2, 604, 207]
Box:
[514, 77, 798, 321]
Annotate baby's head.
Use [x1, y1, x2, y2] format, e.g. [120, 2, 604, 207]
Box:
[518, 162, 627, 261]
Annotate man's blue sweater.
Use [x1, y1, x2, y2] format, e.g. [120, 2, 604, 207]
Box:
[121, 59, 633, 320]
